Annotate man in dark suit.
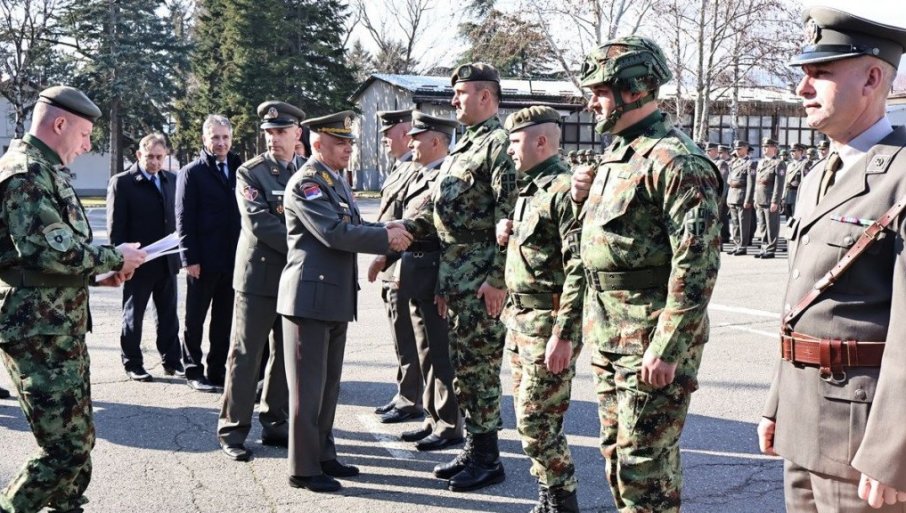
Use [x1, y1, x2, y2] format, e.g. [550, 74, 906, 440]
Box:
[758, 7, 906, 512]
[107, 133, 182, 382]
[175, 115, 242, 392]
[278, 111, 413, 493]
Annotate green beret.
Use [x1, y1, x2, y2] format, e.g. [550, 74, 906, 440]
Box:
[792, 6, 906, 68]
[407, 111, 458, 138]
[257, 101, 305, 129]
[377, 109, 413, 133]
[451, 62, 500, 86]
[38, 85, 102, 122]
[504, 106, 561, 133]
[302, 110, 356, 140]
[761, 137, 778, 147]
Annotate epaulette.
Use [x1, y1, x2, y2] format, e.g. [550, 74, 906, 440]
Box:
[0, 149, 32, 185]
[241, 154, 266, 170]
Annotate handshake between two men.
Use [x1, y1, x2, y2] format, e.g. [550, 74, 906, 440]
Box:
[385, 221, 413, 253]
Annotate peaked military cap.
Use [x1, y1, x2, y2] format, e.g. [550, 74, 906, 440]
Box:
[817, 140, 829, 149]
[407, 111, 458, 138]
[792, 142, 807, 150]
[451, 62, 500, 86]
[302, 110, 356, 140]
[718, 144, 731, 152]
[733, 139, 750, 149]
[38, 85, 102, 122]
[705, 142, 719, 150]
[257, 101, 305, 129]
[791, 6, 906, 68]
[504, 106, 561, 133]
[762, 137, 779, 146]
[377, 109, 413, 133]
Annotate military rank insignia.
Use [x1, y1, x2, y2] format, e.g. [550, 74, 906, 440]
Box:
[276, 204, 284, 215]
[271, 166, 280, 176]
[303, 184, 323, 200]
[242, 186, 259, 201]
[320, 171, 334, 186]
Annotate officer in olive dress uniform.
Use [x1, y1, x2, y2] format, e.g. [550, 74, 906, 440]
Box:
[817, 139, 829, 158]
[783, 143, 808, 217]
[370, 109, 425, 424]
[752, 137, 786, 259]
[0, 86, 146, 513]
[759, 7, 906, 512]
[726, 140, 757, 255]
[217, 101, 304, 461]
[278, 111, 412, 493]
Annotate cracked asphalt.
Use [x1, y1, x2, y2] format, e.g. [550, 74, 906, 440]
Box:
[0, 200, 787, 512]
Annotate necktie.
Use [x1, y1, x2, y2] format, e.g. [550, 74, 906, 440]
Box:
[817, 152, 842, 202]
[149, 174, 160, 192]
[218, 162, 228, 180]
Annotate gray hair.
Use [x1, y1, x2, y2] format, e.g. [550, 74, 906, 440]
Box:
[202, 114, 232, 135]
[138, 132, 168, 152]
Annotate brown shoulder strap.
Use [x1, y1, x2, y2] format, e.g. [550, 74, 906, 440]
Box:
[782, 194, 906, 332]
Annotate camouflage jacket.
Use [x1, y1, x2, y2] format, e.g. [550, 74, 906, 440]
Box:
[752, 156, 786, 206]
[502, 156, 582, 343]
[0, 135, 123, 340]
[567, 111, 721, 361]
[404, 116, 517, 295]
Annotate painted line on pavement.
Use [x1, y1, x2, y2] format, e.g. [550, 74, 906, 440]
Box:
[357, 414, 417, 460]
[682, 448, 780, 461]
[721, 325, 778, 338]
[709, 303, 777, 318]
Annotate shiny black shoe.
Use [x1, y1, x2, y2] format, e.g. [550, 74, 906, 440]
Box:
[320, 459, 359, 478]
[379, 407, 423, 424]
[125, 368, 153, 382]
[187, 376, 218, 392]
[288, 474, 341, 492]
[261, 429, 288, 448]
[0, 386, 10, 399]
[732, 249, 747, 256]
[754, 252, 764, 259]
[162, 362, 185, 377]
[760, 253, 775, 259]
[221, 443, 251, 462]
[416, 434, 464, 452]
[374, 401, 395, 415]
[400, 426, 432, 442]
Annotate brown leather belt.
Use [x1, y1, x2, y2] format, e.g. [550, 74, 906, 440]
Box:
[781, 331, 884, 382]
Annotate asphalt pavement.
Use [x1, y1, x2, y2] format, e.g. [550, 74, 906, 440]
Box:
[0, 200, 789, 512]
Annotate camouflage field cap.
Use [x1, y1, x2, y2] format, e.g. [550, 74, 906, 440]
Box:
[257, 101, 305, 129]
[791, 6, 906, 68]
[377, 109, 413, 133]
[579, 36, 673, 91]
[407, 111, 458, 138]
[504, 106, 561, 133]
[451, 62, 500, 86]
[38, 85, 102, 122]
[302, 110, 356, 140]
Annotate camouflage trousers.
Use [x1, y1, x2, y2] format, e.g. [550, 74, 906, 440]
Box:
[507, 330, 580, 492]
[594, 343, 704, 513]
[447, 292, 505, 434]
[0, 335, 94, 513]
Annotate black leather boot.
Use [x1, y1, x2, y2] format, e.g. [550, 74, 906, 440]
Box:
[529, 483, 550, 513]
[433, 433, 473, 479]
[448, 431, 505, 492]
[548, 486, 579, 513]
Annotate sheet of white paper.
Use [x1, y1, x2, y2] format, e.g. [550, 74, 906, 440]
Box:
[94, 232, 184, 283]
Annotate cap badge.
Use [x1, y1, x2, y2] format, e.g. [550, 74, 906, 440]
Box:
[266, 106, 278, 120]
[805, 18, 821, 45]
[344, 116, 352, 129]
[459, 65, 472, 79]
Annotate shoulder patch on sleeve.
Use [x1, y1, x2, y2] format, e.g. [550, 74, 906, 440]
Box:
[302, 183, 323, 200]
[43, 222, 74, 252]
[241, 185, 259, 201]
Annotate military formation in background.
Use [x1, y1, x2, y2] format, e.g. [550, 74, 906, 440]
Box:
[3, 5, 906, 513]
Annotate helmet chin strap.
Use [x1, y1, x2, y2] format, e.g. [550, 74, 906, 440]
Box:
[594, 89, 656, 134]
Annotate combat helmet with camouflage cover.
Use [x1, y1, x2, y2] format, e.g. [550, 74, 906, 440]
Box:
[579, 36, 673, 134]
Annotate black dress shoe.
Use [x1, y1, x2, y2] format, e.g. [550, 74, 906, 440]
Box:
[207, 374, 225, 388]
[374, 401, 395, 415]
[754, 252, 764, 258]
[416, 434, 464, 452]
[221, 443, 251, 462]
[761, 253, 775, 259]
[320, 459, 359, 478]
[162, 362, 185, 377]
[379, 407, 423, 424]
[732, 249, 747, 256]
[400, 426, 432, 442]
[126, 368, 153, 382]
[261, 430, 288, 448]
[0, 386, 10, 399]
[187, 376, 218, 392]
[288, 474, 341, 492]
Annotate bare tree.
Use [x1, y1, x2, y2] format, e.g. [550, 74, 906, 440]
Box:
[352, 0, 433, 74]
[0, 0, 65, 139]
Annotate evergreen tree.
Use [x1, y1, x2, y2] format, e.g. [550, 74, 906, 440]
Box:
[348, 39, 375, 83]
[458, 8, 556, 78]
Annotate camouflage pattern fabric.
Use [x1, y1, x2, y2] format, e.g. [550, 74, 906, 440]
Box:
[595, 344, 705, 513]
[404, 115, 517, 434]
[563, 110, 721, 511]
[502, 155, 584, 492]
[0, 135, 122, 513]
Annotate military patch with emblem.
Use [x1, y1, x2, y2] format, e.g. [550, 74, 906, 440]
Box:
[683, 207, 709, 237]
[271, 166, 280, 176]
[868, 155, 892, 173]
[303, 184, 323, 200]
[242, 186, 259, 201]
[43, 223, 74, 252]
[501, 172, 518, 194]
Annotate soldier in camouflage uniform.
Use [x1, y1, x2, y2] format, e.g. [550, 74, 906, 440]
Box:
[568, 37, 722, 513]
[752, 137, 786, 259]
[402, 62, 517, 492]
[726, 140, 757, 255]
[567, 150, 578, 168]
[0, 86, 146, 513]
[498, 106, 583, 513]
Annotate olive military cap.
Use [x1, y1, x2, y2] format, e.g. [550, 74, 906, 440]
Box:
[257, 101, 305, 129]
[791, 6, 906, 68]
[302, 110, 356, 140]
[377, 109, 413, 133]
[451, 62, 500, 86]
[792, 142, 807, 151]
[38, 85, 102, 122]
[504, 105, 561, 133]
[407, 111, 458, 138]
[762, 137, 779, 146]
[817, 140, 829, 149]
[705, 142, 719, 150]
[718, 144, 731, 152]
[733, 139, 750, 149]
